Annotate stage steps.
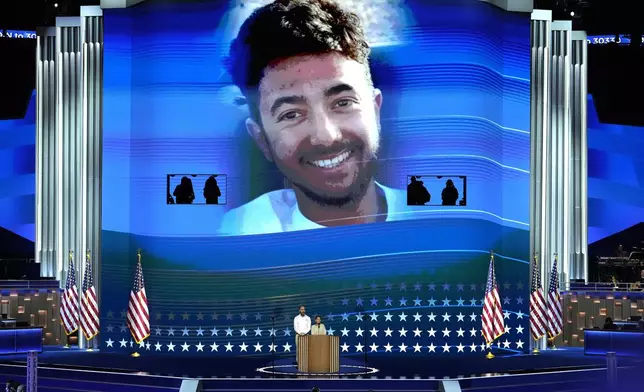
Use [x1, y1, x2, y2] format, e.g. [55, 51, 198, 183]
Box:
[0, 362, 626, 392]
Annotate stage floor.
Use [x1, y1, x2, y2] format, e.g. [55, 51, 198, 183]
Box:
[0, 346, 636, 379]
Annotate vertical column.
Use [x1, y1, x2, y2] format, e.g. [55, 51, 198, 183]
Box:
[529, 9, 552, 351]
[36, 27, 58, 278]
[79, 5, 104, 349]
[26, 351, 38, 392]
[570, 31, 588, 282]
[549, 21, 572, 285]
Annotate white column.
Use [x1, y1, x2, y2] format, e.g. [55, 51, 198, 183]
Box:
[570, 31, 588, 282]
[36, 27, 58, 278]
[80, 5, 104, 349]
[529, 9, 552, 352]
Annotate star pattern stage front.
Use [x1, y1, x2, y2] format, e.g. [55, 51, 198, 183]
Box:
[102, 281, 529, 356]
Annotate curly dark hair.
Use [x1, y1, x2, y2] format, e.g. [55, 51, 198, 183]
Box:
[228, 0, 371, 120]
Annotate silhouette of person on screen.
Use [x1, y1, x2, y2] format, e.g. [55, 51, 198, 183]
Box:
[220, 0, 411, 235]
[204, 176, 222, 204]
[173, 176, 195, 204]
[441, 179, 459, 206]
[406, 176, 430, 206]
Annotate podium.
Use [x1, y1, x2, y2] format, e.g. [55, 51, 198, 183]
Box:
[296, 335, 340, 373]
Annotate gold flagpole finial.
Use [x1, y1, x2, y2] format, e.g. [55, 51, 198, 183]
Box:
[490, 249, 494, 259]
[68, 250, 74, 260]
[86, 250, 91, 260]
[554, 252, 558, 259]
[137, 249, 142, 263]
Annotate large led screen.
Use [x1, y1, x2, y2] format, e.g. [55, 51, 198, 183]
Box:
[101, 0, 531, 357]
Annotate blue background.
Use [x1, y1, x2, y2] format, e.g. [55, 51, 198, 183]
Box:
[100, 0, 531, 356]
[0, 91, 36, 242]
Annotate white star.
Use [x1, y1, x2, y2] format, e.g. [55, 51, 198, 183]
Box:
[239, 327, 248, 336]
[153, 327, 161, 335]
[139, 341, 145, 348]
[327, 328, 335, 335]
[254, 327, 263, 336]
[516, 311, 525, 319]
[502, 339, 511, 349]
[503, 311, 511, 320]
[282, 328, 292, 336]
[155, 342, 162, 351]
[399, 297, 408, 306]
[398, 343, 408, 352]
[442, 298, 451, 306]
[427, 328, 437, 337]
[413, 328, 422, 337]
[470, 343, 478, 352]
[370, 343, 379, 352]
[456, 343, 465, 353]
[442, 343, 451, 353]
[469, 327, 478, 337]
[268, 343, 277, 352]
[341, 327, 350, 337]
[516, 325, 524, 334]
[398, 312, 408, 322]
[427, 343, 436, 352]
[167, 327, 175, 336]
[516, 340, 524, 349]
[167, 342, 176, 352]
[384, 327, 393, 337]
[370, 327, 379, 337]
[469, 312, 477, 321]
[210, 327, 219, 336]
[225, 327, 234, 336]
[182, 327, 190, 336]
[239, 342, 248, 352]
[119, 339, 127, 348]
[413, 343, 422, 353]
[504, 326, 512, 334]
[210, 342, 219, 352]
[355, 313, 364, 322]
[503, 296, 511, 305]
[456, 312, 465, 322]
[442, 312, 451, 322]
[384, 343, 393, 352]
[355, 327, 364, 337]
[105, 338, 114, 347]
[413, 297, 422, 306]
[427, 297, 437, 306]
[254, 342, 263, 352]
[398, 327, 408, 337]
[341, 343, 350, 352]
[442, 328, 451, 337]
[146, 342, 151, 351]
[282, 343, 292, 352]
[181, 342, 190, 352]
[355, 343, 364, 352]
[225, 342, 234, 352]
[195, 342, 204, 352]
[470, 298, 478, 306]
[196, 327, 204, 336]
[413, 312, 422, 322]
[427, 312, 437, 322]
[456, 328, 465, 337]
[369, 313, 379, 321]
[384, 312, 393, 322]
[457, 298, 465, 306]
[268, 328, 277, 336]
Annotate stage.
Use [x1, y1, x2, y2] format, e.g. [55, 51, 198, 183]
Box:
[1, 346, 642, 391]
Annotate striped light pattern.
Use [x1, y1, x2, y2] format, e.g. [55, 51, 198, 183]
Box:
[127, 255, 151, 344]
[529, 255, 546, 339]
[546, 257, 563, 338]
[481, 253, 504, 345]
[81, 252, 100, 339]
[61, 255, 79, 335]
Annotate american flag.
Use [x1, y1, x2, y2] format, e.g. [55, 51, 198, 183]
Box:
[529, 254, 547, 339]
[60, 252, 79, 335]
[127, 252, 150, 344]
[80, 251, 99, 340]
[481, 253, 505, 345]
[546, 256, 563, 338]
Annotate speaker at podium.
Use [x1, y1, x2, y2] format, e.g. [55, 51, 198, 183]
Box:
[296, 335, 340, 373]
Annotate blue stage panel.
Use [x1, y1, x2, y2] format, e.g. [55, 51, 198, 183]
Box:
[584, 329, 644, 357]
[101, 0, 531, 356]
[0, 327, 43, 355]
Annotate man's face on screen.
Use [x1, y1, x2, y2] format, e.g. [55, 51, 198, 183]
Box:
[248, 52, 382, 204]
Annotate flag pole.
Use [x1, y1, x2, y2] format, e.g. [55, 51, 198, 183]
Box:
[64, 250, 74, 349]
[549, 253, 558, 350]
[486, 250, 495, 360]
[131, 248, 142, 358]
[85, 250, 95, 352]
[532, 252, 540, 354]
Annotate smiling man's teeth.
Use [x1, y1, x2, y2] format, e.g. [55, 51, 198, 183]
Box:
[309, 151, 351, 169]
